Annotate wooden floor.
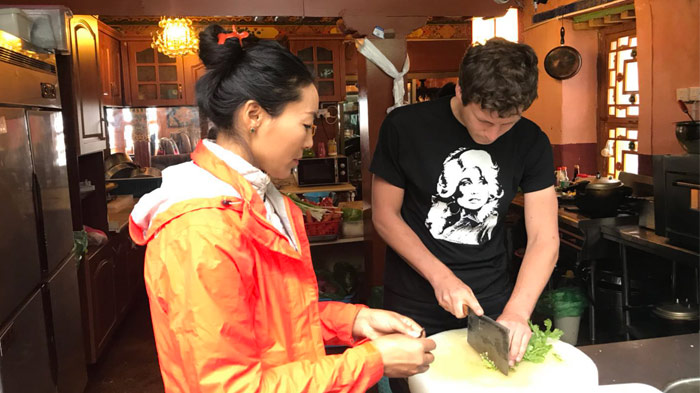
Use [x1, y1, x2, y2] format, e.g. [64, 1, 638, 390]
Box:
[83, 289, 384, 393]
[84, 290, 164, 393]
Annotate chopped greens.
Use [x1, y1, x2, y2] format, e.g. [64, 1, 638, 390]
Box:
[480, 352, 498, 370]
[479, 319, 564, 372]
[522, 319, 563, 363]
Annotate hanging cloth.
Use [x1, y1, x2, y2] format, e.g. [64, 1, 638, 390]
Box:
[355, 38, 410, 113]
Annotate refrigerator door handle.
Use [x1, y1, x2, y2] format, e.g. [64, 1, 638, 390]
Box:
[0, 321, 15, 357]
[100, 118, 109, 140]
[31, 172, 48, 271]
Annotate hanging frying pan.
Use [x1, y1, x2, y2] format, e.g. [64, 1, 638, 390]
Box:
[544, 27, 582, 80]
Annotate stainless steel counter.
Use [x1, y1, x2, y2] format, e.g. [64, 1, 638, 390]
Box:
[579, 333, 700, 389]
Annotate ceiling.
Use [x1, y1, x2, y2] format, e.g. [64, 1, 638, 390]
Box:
[2, 0, 511, 19]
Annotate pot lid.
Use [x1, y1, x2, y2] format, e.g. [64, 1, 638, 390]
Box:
[587, 173, 623, 190]
[652, 301, 699, 321]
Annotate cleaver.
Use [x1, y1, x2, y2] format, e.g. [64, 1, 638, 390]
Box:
[466, 309, 511, 376]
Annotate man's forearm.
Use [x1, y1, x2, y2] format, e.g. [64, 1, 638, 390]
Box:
[502, 236, 558, 319]
[373, 212, 452, 285]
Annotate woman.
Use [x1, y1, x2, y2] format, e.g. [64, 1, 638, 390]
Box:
[425, 148, 503, 245]
[129, 25, 435, 393]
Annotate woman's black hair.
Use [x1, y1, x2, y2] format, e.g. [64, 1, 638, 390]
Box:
[196, 25, 315, 134]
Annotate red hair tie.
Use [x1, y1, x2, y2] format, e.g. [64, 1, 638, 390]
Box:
[218, 25, 250, 46]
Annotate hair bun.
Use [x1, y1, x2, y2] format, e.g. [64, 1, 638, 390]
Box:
[198, 24, 245, 74]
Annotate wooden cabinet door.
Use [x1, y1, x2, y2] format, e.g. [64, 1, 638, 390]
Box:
[67, 16, 107, 155]
[113, 233, 130, 318]
[183, 53, 207, 106]
[126, 41, 187, 106]
[98, 27, 123, 107]
[78, 243, 117, 363]
[289, 37, 345, 102]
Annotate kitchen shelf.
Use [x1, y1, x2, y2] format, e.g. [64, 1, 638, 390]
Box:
[310, 236, 364, 247]
[280, 183, 356, 194]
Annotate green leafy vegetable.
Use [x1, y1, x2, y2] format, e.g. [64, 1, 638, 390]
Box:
[286, 193, 331, 221]
[479, 319, 564, 373]
[522, 319, 563, 363]
[480, 352, 498, 371]
[341, 207, 363, 222]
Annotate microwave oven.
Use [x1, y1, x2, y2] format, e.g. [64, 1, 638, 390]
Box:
[653, 154, 699, 251]
[295, 156, 349, 186]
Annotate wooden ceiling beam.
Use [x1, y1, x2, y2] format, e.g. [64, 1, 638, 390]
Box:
[620, 9, 636, 19]
[604, 14, 623, 24]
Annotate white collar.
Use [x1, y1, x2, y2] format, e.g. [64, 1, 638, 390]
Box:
[202, 139, 271, 197]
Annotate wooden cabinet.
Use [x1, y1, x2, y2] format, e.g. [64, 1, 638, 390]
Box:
[79, 242, 117, 363]
[57, 15, 106, 156]
[78, 227, 145, 364]
[289, 36, 346, 102]
[183, 53, 207, 106]
[98, 22, 123, 107]
[126, 41, 187, 106]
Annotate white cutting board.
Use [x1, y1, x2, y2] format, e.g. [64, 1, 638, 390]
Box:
[408, 328, 598, 393]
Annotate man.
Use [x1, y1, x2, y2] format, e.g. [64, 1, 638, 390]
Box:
[370, 38, 559, 389]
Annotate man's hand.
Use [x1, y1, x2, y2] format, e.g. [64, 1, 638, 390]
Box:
[352, 308, 425, 340]
[430, 272, 484, 318]
[496, 310, 532, 366]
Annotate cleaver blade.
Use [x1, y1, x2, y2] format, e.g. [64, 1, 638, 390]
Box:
[467, 312, 511, 376]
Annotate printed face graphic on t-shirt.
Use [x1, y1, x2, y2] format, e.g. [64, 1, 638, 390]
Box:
[425, 148, 504, 245]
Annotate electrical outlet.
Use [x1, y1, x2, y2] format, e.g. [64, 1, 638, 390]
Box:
[677, 88, 690, 101]
[689, 87, 700, 101]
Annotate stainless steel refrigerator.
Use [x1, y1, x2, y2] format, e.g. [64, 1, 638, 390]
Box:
[0, 37, 87, 393]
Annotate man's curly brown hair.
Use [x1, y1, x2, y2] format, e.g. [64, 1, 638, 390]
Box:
[458, 37, 539, 117]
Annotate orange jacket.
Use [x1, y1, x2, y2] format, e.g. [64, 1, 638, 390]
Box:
[130, 142, 383, 393]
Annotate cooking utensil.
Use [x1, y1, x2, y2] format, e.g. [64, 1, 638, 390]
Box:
[678, 100, 695, 122]
[129, 167, 162, 178]
[105, 152, 138, 179]
[544, 27, 582, 80]
[105, 161, 138, 179]
[664, 378, 700, 393]
[568, 174, 631, 217]
[652, 299, 699, 321]
[675, 121, 699, 154]
[466, 309, 510, 376]
[104, 152, 133, 170]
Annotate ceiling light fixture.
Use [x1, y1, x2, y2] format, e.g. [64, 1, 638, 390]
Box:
[152, 17, 199, 57]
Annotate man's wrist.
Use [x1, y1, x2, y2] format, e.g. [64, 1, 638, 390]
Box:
[501, 303, 532, 322]
[425, 262, 454, 286]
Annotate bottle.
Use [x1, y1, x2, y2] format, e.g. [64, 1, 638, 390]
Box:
[573, 165, 580, 181]
[560, 166, 570, 188]
[555, 167, 569, 189]
[317, 141, 327, 158]
[327, 139, 337, 156]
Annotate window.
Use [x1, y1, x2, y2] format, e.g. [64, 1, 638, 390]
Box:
[472, 8, 519, 45]
[600, 30, 639, 177]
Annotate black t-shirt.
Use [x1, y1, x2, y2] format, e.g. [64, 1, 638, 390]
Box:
[370, 96, 554, 315]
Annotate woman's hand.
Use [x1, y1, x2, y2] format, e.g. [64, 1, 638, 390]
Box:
[430, 271, 484, 318]
[352, 308, 424, 340]
[496, 310, 532, 366]
[372, 334, 436, 378]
